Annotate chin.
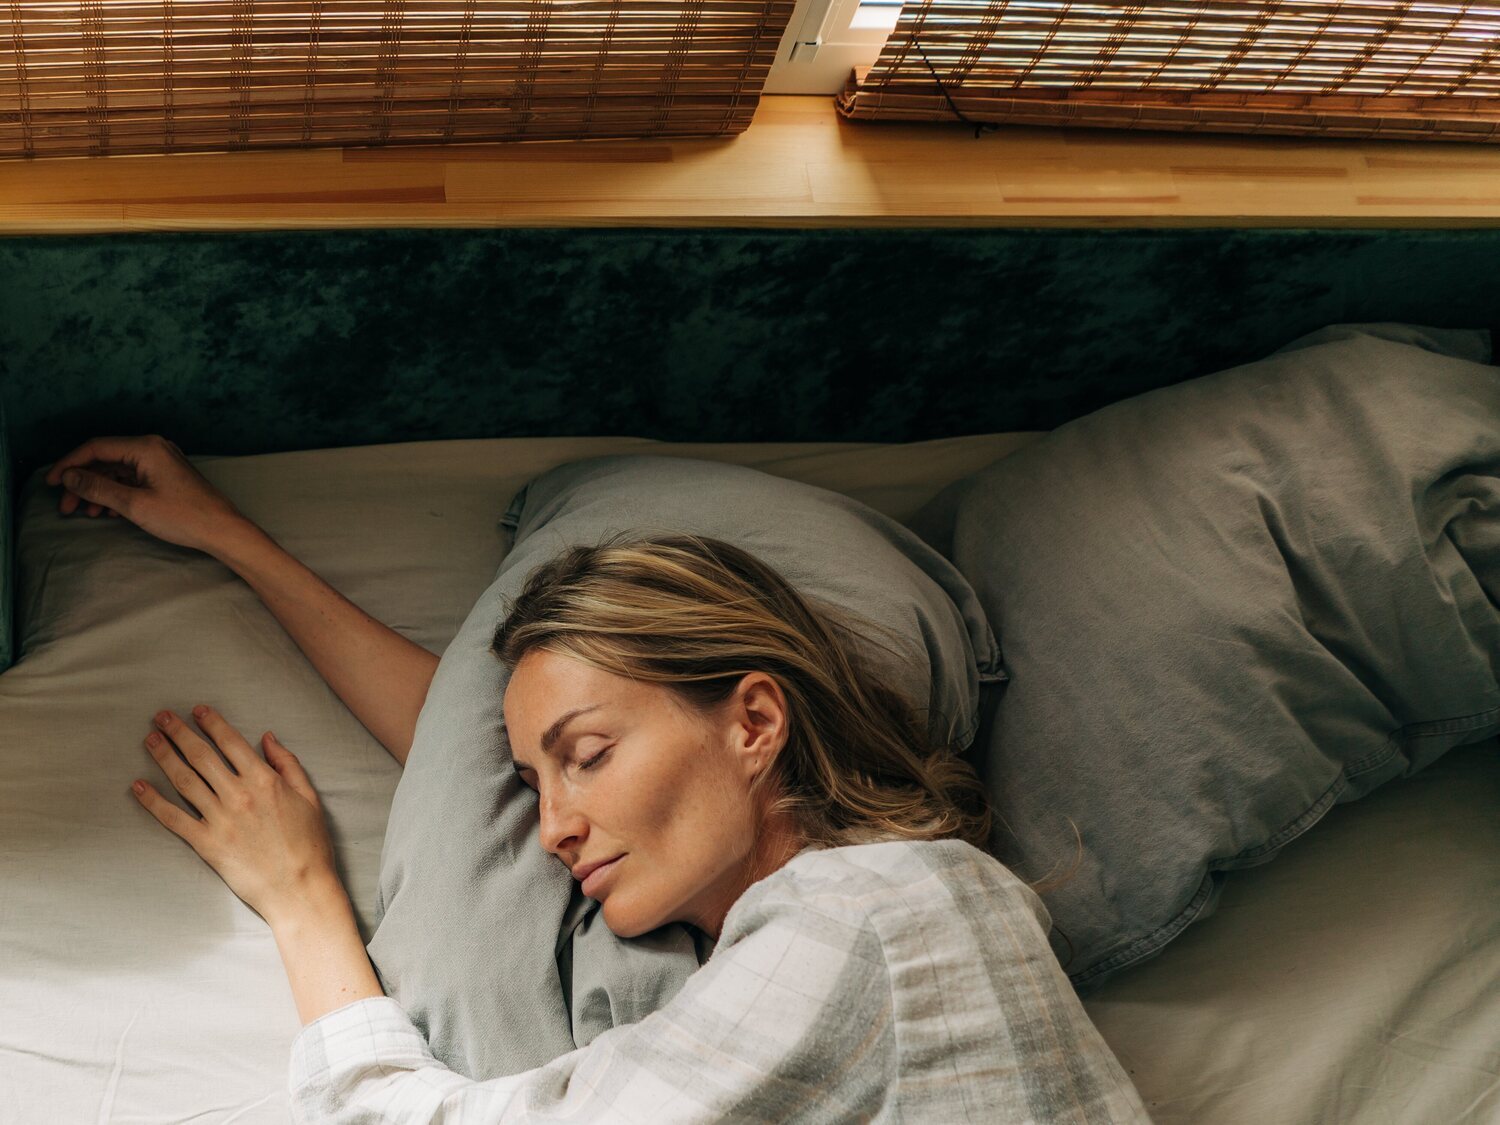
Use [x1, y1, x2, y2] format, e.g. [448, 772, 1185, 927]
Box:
[601, 899, 659, 939]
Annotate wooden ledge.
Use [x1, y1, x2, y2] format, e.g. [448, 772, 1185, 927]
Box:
[3, 94, 1500, 233]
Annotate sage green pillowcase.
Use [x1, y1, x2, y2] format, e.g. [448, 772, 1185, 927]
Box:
[368, 453, 1004, 1080]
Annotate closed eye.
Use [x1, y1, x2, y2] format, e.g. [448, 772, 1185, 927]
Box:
[578, 747, 611, 771]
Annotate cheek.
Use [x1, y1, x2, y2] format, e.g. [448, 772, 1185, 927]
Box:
[604, 740, 755, 933]
[627, 739, 747, 852]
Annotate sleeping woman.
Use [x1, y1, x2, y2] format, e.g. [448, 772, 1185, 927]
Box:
[49, 433, 1154, 1123]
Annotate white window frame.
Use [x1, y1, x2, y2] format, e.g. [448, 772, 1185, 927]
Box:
[763, 0, 903, 95]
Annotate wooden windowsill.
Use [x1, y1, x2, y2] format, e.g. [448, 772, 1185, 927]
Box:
[3, 93, 1500, 233]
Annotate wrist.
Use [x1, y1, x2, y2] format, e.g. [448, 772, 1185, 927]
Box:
[267, 878, 386, 1027]
[207, 517, 277, 572]
[267, 872, 353, 936]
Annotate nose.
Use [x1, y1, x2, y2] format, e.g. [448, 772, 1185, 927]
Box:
[536, 784, 588, 859]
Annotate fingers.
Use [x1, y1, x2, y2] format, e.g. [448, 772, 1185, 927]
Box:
[45, 436, 149, 487]
[263, 731, 319, 807]
[132, 780, 209, 846]
[60, 467, 133, 519]
[49, 436, 154, 518]
[190, 705, 268, 781]
[58, 472, 116, 518]
[146, 710, 236, 805]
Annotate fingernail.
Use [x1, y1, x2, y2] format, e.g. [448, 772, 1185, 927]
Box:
[132, 781, 145, 795]
[62, 469, 80, 489]
[192, 705, 207, 719]
[155, 711, 169, 725]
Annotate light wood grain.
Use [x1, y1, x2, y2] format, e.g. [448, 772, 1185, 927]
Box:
[3, 95, 1500, 232]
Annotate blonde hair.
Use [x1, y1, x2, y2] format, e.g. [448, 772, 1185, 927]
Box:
[490, 531, 1079, 950]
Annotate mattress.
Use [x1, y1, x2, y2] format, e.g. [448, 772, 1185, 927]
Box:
[2, 433, 1496, 1124]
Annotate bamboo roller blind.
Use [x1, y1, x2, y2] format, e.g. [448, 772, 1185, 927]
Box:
[836, 1, 1500, 142]
[0, 0, 796, 160]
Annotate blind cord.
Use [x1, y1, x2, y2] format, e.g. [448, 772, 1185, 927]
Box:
[912, 39, 1001, 140]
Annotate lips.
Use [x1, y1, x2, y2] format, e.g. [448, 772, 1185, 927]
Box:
[580, 855, 624, 897]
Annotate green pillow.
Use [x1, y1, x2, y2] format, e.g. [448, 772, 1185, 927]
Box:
[369, 453, 1004, 1079]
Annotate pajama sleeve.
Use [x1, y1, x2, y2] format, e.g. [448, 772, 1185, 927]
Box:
[289, 884, 895, 1124]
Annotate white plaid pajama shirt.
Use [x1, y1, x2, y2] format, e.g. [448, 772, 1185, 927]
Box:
[290, 838, 1154, 1123]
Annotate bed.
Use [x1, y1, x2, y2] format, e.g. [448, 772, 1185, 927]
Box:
[2, 428, 1496, 1123]
[4, 225, 1500, 1122]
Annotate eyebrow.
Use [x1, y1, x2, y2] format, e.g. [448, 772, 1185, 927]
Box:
[510, 704, 604, 772]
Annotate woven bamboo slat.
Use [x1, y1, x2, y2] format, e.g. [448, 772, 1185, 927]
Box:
[836, 1, 1500, 142]
[0, 0, 796, 159]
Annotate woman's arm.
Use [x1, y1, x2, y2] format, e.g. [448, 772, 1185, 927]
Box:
[269, 874, 386, 1027]
[210, 521, 438, 769]
[286, 891, 889, 1123]
[49, 434, 437, 769]
[287, 867, 1157, 1124]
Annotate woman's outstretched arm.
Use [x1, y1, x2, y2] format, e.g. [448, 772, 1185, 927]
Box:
[209, 520, 438, 769]
[48, 434, 437, 769]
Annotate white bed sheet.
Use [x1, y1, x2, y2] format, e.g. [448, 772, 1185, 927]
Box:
[0, 433, 1495, 1124]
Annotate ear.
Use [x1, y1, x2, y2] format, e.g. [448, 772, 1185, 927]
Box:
[729, 671, 790, 780]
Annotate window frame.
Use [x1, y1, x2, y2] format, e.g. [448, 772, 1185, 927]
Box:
[763, 0, 902, 95]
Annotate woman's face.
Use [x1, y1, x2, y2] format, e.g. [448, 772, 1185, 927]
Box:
[504, 648, 794, 940]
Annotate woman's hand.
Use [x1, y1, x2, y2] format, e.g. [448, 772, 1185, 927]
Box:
[46, 434, 252, 555]
[132, 705, 342, 928]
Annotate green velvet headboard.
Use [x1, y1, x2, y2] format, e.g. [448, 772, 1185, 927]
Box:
[3, 224, 1499, 671]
